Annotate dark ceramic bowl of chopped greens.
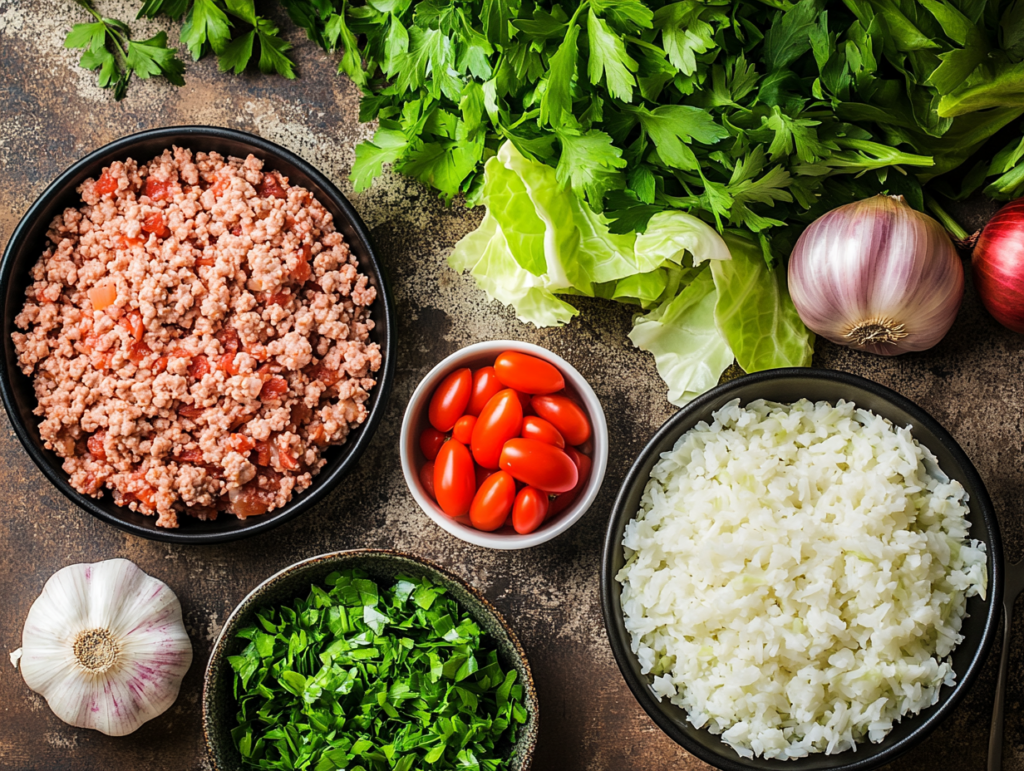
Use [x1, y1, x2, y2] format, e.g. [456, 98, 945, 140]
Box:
[203, 549, 538, 771]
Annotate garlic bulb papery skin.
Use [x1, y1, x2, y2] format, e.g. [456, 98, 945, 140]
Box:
[788, 195, 964, 355]
[15, 559, 192, 736]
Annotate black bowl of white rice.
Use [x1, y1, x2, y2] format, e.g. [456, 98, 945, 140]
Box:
[600, 368, 1003, 770]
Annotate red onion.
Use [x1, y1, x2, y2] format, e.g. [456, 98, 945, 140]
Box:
[788, 195, 964, 355]
[973, 197, 1024, 334]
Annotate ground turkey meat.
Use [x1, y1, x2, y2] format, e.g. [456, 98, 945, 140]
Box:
[12, 147, 382, 528]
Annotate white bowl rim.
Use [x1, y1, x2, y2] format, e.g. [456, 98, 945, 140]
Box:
[400, 340, 608, 550]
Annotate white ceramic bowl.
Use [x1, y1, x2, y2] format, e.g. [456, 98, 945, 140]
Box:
[400, 341, 608, 549]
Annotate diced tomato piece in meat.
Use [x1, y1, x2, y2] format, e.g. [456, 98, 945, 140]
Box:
[119, 310, 144, 340]
[195, 256, 216, 266]
[153, 356, 169, 373]
[127, 339, 151, 363]
[174, 448, 205, 463]
[265, 291, 291, 306]
[144, 176, 174, 201]
[257, 174, 287, 199]
[229, 433, 255, 453]
[116, 234, 146, 250]
[188, 355, 211, 379]
[178, 404, 205, 419]
[136, 487, 158, 509]
[94, 171, 118, 196]
[141, 212, 170, 238]
[260, 377, 288, 400]
[87, 431, 107, 460]
[279, 446, 300, 470]
[209, 175, 229, 197]
[293, 246, 312, 283]
[218, 353, 239, 375]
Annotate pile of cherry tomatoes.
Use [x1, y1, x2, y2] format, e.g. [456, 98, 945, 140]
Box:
[417, 351, 593, 535]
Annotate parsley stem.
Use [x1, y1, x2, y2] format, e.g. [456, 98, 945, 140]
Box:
[924, 195, 969, 242]
[567, 0, 590, 29]
[623, 36, 664, 54]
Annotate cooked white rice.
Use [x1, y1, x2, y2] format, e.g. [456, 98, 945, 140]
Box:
[617, 398, 987, 760]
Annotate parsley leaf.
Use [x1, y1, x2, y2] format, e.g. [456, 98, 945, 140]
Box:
[634, 104, 729, 170]
[180, 0, 231, 59]
[126, 31, 186, 83]
[65, 2, 186, 99]
[255, 18, 296, 78]
[587, 9, 637, 102]
[554, 126, 627, 205]
[539, 23, 579, 127]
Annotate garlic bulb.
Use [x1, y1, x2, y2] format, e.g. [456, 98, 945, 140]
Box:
[788, 195, 964, 355]
[14, 559, 192, 736]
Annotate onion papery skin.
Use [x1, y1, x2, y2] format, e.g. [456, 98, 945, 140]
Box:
[973, 197, 1024, 334]
[788, 195, 964, 356]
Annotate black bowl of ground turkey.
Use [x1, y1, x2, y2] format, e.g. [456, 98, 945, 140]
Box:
[0, 126, 395, 544]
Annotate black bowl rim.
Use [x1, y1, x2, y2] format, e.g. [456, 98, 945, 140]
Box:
[201, 548, 538, 770]
[600, 367, 1005, 771]
[0, 125, 395, 544]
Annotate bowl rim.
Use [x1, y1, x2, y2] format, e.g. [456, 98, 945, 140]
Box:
[0, 125, 396, 544]
[399, 340, 608, 550]
[599, 367, 1005, 771]
[201, 547, 538, 770]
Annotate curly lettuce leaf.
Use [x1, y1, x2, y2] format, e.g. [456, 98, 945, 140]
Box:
[449, 211, 578, 327]
[488, 142, 585, 290]
[628, 268, 734, 406]
[711, 233, 814, 372]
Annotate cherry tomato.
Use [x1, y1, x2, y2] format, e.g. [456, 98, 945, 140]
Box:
[419, 427, 447, 460]
[434, 440, 476, 517]
[521, 416, 565, 448]
[531, 394, 591, 446]
[494, 351, 566, 394]
[471, 389, 523, 469]
[512, 486, 549, 534]
[548, 448, 592, 516]
[428, 368, 472, 432]
[467, 367, 505, 416]
[469, 470, 517, 531]
[419, 461, 436, 500]
[499, 438, 577, 493]
[452, 415, 477, 444]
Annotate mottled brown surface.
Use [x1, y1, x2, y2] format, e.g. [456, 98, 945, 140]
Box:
[1, 3, 1022, 770]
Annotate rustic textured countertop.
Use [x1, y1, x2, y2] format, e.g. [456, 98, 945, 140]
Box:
[1, 3, 1022, 770]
